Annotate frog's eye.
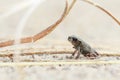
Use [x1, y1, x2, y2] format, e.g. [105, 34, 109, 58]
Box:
[72, 37, 77, 41]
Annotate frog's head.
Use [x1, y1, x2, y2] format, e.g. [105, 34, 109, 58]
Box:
[68, 35, 81, 46]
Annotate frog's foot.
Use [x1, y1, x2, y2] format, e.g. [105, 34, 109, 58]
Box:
[75, 56, 79, 59]
[66, 55, 74, 59]
[70, 55, 74, 59]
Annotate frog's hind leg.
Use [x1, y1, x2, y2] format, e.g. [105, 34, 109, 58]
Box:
[85, 52, 99, 59]
[90, 51, 99, 58]
[95, 51, 99, 56]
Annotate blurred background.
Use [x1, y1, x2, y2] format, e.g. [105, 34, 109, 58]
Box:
[0, 1, 120, 80]
[0, 0, 120, 53]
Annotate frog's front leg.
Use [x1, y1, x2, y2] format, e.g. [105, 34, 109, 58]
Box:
[75, 47, 81, 59]
[72, 49, 78, 56]
[75, 52, 81, 59]
[69, 49, 78, 59]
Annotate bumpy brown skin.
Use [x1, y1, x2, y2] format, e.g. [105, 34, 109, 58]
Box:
[68, 36, 99, 59]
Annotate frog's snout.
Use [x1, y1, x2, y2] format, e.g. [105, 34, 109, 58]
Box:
[68, 36, 72, 42]
[68, 36, 71, 41]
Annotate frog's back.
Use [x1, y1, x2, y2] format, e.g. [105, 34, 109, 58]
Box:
[77, 37, 96, 53]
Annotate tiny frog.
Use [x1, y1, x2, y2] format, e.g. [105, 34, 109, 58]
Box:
[68, 35, 99, 59]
